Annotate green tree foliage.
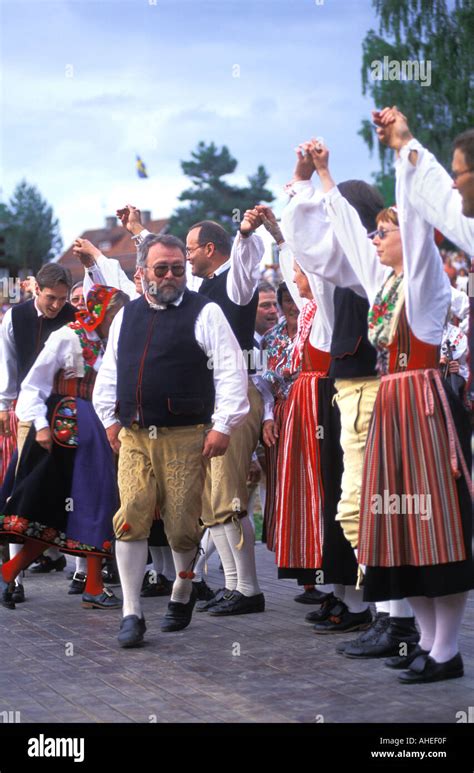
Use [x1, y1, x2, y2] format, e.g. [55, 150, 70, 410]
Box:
[167, 141, 275, 240]
[1, 181, 63, 273]
[359, 0, 474, 201]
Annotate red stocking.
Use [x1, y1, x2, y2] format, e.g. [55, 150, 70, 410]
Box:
[84, 556, 104, 596]
[1, 540, 46, 583]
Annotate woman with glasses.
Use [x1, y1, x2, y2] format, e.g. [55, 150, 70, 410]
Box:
[286, 138, 472, 684]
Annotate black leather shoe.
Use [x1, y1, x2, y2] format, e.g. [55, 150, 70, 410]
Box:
[117, 615, 146, 648]
[341, 615, 419, 658]
[68, 571, 87, 595]
[82, 588, 122, 609]
[336, 612, 390, 654]
[398, 653, 463, 684]
[196, 587, 231, 612]
[294, 588, 333, 605]
[305, 594, 339, 623]
[385, 644, 429, 670]
[209, 590, 265, 616]
[141, 571, 172, 598]
[161, 586, 198, 632]
[0, 574, 15, 609]
[192, 579, 216, 602]
[12, 582, 25, 604]
[29, 554, 67, 573]
[102, 563, 121, 587]
[313, 604, 372, 634]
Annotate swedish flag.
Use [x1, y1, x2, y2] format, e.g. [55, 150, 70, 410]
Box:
[136, 155, 148, 179]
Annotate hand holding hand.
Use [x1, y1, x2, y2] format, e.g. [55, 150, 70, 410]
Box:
[240, 208, 263, 236]
[116, 204, 143, 236]
[254, 205, 284, 244]
[372, 106, 413, 152]
[73, 238, 101, 268]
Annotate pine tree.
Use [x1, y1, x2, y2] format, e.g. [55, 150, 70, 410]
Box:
[167, 142, 275, 240]
[6, 180, 63, 273]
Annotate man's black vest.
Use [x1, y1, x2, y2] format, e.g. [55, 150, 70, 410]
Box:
[328, 287, 377, 379]
[198, 268, 258, 368]
[116, 290, 215, 428]
[11, 300, 76, 390]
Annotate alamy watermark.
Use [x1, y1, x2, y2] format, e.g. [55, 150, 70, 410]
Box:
[370, 57, 432, 87]
[371, 491, 432, 520]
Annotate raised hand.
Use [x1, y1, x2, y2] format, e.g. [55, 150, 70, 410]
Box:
[307, 138, 330, 173]
[240, 208, 263, 236]
[73, 238, 101, 268]
[116, 204, 143, 236]
[372, 106, 413, 152]
[293, 141, 316, 182]
[254, 205, 284, 245]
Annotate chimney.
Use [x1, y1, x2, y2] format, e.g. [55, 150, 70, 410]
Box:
[141, 210, 151, 225]
[105, 216, 117, 230]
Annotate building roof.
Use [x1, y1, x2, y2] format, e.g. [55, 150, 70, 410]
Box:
[58, 216, 169, 284]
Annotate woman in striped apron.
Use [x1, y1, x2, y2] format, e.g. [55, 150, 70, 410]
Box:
[306, 139, 472, 683]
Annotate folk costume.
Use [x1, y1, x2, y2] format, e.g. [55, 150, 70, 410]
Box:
[0, 286, 124, 610]
[92, 287, 250, 644]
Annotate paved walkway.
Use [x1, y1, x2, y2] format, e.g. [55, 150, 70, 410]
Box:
[0, 544, 473, 724]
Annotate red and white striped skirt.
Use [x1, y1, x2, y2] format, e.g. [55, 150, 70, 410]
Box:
[274, 372, 325, 569]
[358, 368, 472, 568]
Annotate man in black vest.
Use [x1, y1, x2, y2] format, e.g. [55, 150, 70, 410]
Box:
[185, 216, 266, 617]
[0, 264, 75, 594]
[93, 233, 250, 647]
[117, 206, 267, 617]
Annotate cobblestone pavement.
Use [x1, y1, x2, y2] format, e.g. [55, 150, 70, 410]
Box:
[0, 544, 473, 724]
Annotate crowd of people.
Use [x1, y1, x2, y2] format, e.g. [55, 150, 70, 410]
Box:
[0, 106, 472, 687]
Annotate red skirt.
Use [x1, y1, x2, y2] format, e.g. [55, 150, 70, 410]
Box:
[274, 372, 325, 569]
[358, 368, 471, 568]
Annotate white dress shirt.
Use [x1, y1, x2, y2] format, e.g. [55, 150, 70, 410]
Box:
[83, 254, 140, 300]
[399, 138, 474, 256]
[278, 241, 335, 352]
[281, 175, 451, 345]
[92, 294, 250, 435]
[0, 300, 43, 411]
[16, 325, 103, 432]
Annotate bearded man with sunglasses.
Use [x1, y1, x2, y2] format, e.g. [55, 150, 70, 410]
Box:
[93, 233, 249, 647]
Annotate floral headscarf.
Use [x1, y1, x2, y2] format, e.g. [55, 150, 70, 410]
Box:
[75, 284, 119, 332]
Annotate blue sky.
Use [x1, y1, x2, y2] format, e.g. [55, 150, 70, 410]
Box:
[1, 0, 386, 249]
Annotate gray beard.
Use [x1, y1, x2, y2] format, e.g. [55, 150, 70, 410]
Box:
[144, 279, 183, 305]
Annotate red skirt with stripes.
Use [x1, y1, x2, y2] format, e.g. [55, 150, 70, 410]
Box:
[274, 372, 325, 569]
[359, 368, 471, 568]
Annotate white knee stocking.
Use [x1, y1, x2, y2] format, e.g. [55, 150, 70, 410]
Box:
[223, 516, 261, 597]
[430, 592, 469, 663]
[408, 596, 436, 652]
[171, 548, 199, 603]
[115, 539, 148, 618]
[209, 524, 238, 591]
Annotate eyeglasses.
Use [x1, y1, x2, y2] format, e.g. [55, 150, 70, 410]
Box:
[369, 227, 400, 240]
[451, 167, 474, 182]
[144, 264, 186, 278]
[185, 244, 205, 256]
